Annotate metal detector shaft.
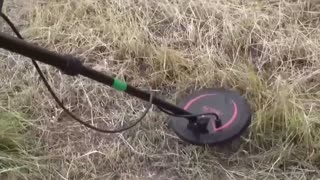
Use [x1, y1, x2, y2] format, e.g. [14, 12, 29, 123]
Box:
[0, 0, 3, 13]
[0, 32, 192, 116]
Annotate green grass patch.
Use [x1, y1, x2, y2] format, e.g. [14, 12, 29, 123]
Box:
[0, 111, 48, 180]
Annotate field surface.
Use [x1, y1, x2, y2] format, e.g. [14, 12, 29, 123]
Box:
[1, 0, 320, 179]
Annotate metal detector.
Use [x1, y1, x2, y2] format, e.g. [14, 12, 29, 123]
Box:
[0, 1, 252, 146]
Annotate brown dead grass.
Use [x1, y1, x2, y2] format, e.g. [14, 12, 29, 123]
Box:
[2, 0, 320, 179]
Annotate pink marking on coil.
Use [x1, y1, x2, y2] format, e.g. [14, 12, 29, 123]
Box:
[183, 94, 216, 110]
[213, 100, 238, 131]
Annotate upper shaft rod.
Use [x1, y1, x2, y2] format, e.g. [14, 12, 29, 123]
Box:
[0, 0, 3, 13]
[0, 31, 192, 116]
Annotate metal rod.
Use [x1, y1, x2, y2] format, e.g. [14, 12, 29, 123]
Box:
[0, 0, 3, 13]
[0, 31, 193, 116]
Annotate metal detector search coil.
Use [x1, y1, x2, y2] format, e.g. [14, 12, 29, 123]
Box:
[170, 88, 251, 145]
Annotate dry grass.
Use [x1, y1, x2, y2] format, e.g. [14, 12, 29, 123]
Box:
[1, 0, 320, 179]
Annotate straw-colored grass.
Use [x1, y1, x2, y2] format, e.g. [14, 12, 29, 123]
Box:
[1, 0, 320, 179]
